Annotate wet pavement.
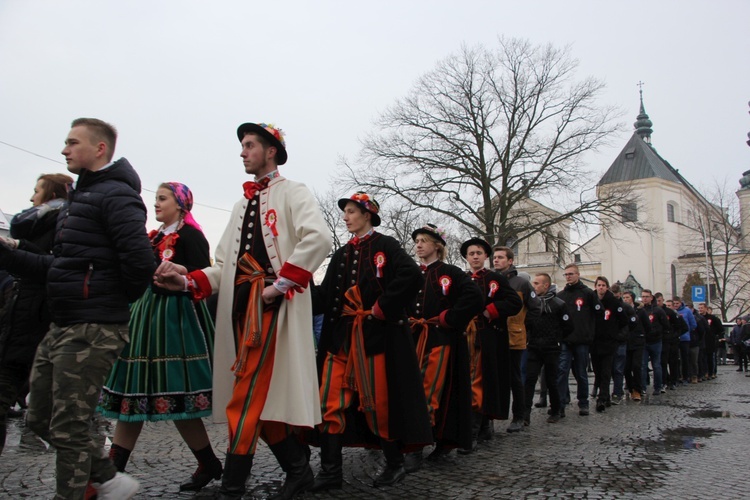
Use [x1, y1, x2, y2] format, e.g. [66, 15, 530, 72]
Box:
[2, 364, 749, 499]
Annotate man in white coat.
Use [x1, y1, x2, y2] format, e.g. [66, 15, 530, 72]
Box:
[155, 122, 331, 500]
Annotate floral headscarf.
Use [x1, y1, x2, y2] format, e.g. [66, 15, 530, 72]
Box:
[165, 182, 202, 232]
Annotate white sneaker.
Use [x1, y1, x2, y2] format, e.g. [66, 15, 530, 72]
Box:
[95, 472, 140, 499]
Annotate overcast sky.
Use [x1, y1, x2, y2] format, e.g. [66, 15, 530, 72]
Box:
[1, 0, 748, 248]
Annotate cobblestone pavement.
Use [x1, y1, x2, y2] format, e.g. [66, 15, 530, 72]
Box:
[2, 364, 749, 499]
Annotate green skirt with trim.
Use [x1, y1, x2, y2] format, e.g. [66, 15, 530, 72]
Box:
[98, 287, 215, 422]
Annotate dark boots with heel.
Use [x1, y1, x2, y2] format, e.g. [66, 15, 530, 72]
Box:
[311, 433, 343, 491]
[218, 453, 253, 500]
[180, 444, 223, 491]
[268, 434, 314, 500]
[373, 439, 406, 487]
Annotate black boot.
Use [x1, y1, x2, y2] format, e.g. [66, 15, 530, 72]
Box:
[403, 450, 423, 472]
[218, 453, 253, 500]
[373, 440, 406, 487]
[311, 433, 343, 491]
[108, 443, 132, 472]
[180, 444, 223, 491]
[457, 412, 481, 454]
[268, 435, 314, 500]
[477, 415, 494, 442]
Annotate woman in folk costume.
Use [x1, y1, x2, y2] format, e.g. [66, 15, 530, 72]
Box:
[404, 224, 484, 472]
[311, 192, 432, 490]
[457, 237, 522, 454]
[98, 182, 222, 491]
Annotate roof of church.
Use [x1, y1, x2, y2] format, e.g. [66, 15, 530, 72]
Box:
[597, 131, 682, 186]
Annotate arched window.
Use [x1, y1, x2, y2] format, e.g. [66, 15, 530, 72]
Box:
[667, 203, 675, 223]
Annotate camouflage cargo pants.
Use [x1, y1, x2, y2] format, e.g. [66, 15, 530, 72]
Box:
[27, 323, 128, 500]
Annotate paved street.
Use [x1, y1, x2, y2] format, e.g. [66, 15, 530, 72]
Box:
[2, 364, 749, 499]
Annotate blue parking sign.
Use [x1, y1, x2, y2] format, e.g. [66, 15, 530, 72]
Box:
[691, 285, 707, 304]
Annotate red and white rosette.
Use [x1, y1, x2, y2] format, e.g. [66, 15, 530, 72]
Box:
[374, 252, 386, 277]
[265, 209, 278, 237]
[575, 298, 583, 311]
[439, 275, 452, 296]
[161, 248, 174, 262]
[488, 280, 499, 298]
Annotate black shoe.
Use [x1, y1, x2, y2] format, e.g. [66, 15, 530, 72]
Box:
[311, 433, 343, 492]
[268, 435, 315, 500]
[180, 462, 223, 491]
[534, 400, 548, 408]
[595, 403, 605, 413]
[218, 453, 253, 500]
[579, 407, 590, 416]
[374, 440, 406, 487]
[456, 441, 477, 455]
[477, 416, 494, 442]
[403, 451, 424, 471]
[547, 414, 560, 423]
[559, 408, 566, 418]
[373, 464, 406, 487]
[426, 444, 450, 461]
[507, 419, 524, 433]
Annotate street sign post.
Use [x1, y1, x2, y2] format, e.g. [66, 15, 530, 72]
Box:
[691, 285, 707, 305]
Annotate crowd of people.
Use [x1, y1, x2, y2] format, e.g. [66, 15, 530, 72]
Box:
[0, 117, 747, 500]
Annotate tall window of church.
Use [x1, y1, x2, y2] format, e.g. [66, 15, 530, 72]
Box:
[544, 233, 554, 252]
[574, 253, 581, 263]
[670, 264, 677, 298]
[667, 203, 675, 222]
[621, 202, 637, 222]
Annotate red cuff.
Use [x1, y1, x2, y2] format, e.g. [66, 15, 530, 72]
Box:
[485, 303, 499, 321]
[279, 262, 313, 288]
[187, 270, 212, 301]
[372, 301, 385, 320]
[439, 309, 450, 328]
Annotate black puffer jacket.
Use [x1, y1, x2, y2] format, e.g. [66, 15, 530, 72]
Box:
[0, 200, 63, 367]
[0, 159, 155, 326]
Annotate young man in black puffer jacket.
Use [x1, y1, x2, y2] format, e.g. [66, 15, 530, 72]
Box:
[524, 273, 573, 423]
[0, 118, 154, 499]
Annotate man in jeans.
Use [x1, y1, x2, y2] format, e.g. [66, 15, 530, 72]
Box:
[674, 297, 697, 384]
[609, 284, 629, 405]
[640, 289, 668, 396]
[556, 264, 600, 417]
[0, 118, 154, 499]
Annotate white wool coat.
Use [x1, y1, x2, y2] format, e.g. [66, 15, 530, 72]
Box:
[204, 175, 331, 426]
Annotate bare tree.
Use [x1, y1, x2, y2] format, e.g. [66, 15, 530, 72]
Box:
[685, 181, 750, 321]
[313, 188, 347, 255]
[340, 37, 629, 248]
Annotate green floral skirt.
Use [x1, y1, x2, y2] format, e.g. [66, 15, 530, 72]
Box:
[98, 288, 215, 422]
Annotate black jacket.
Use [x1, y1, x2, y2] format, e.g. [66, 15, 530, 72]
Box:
[526, 285, 574, 350]
[623, 302, 649, 349]
[642, 303, 670, 344]
[703, 313, 724, 350]
[661, 305, 685, 342]
[0, 200, 64, 367]
[594, 290, 629, 348]
[0, 159, 155, 326]
[692, 312, 707, 348]
[557, 281, 601, 345]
